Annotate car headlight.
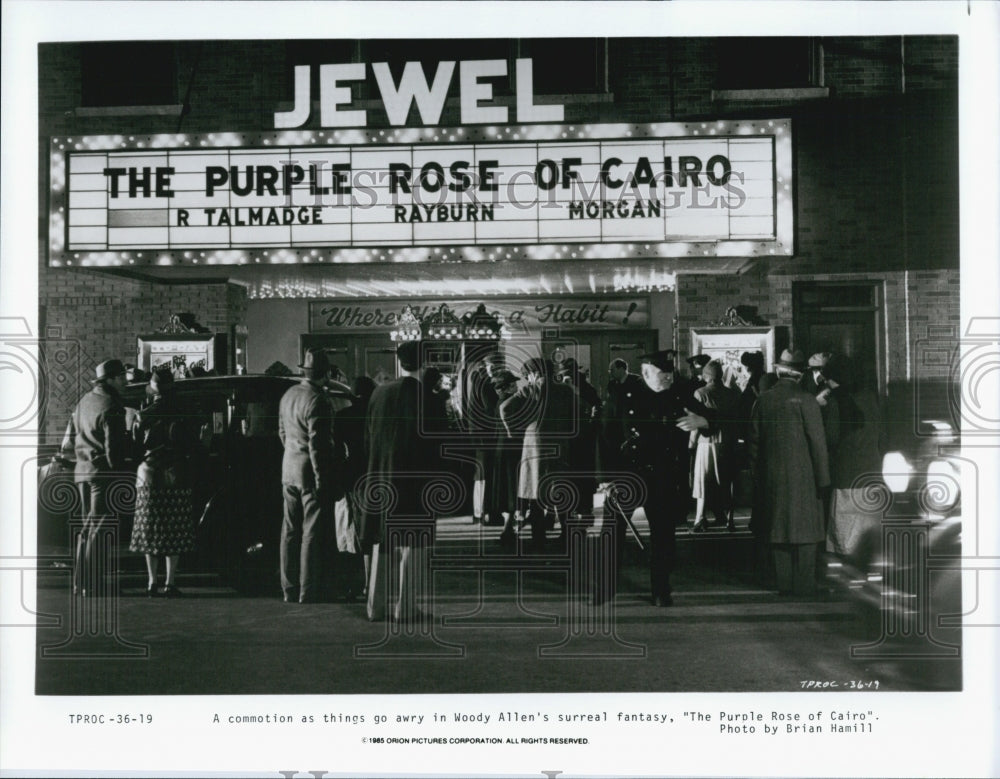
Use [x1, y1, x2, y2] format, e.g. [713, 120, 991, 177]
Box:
[882, 451, 912, 493]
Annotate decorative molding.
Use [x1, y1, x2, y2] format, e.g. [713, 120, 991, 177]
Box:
[158, 313, 208, 334]
[713, 306, 754, 327]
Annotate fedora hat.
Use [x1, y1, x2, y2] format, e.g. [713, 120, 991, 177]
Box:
[298, 348, 331, 373]
[92, 359, 126, 383]
[807, 351, 832, 369]
[776, 349, 805, 369]
[639, 349, 676, 374]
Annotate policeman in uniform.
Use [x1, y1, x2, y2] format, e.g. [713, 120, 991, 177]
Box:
[591, 359, 650, 603]
[624, 350, 696, 606]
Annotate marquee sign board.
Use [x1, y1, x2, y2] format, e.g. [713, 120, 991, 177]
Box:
[49, 120, 792, 267]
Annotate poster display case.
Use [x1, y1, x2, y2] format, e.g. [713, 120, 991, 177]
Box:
[137, 314, 227, 378]
[690, 308, 775, 385]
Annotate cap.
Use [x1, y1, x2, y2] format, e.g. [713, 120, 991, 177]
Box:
[639, 349, 676, 373]
[686, 354, 711, 370]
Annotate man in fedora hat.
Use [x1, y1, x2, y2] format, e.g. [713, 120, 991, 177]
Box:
[749, 349, 830, 596]
[360, 340, 441, 622]
[61, 358, 130, 596]
[801, 351, 832, 396]
[803, 351, 841, 458]
[278, 347, 340, 603]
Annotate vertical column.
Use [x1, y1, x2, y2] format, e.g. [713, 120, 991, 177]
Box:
[354, 519, 462, 658]
[41, 519, 147, 658]
[539, 515, 645, 658]
[851, 520, 959, 658]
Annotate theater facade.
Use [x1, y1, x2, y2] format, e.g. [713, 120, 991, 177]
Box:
[38, 36, 958, 438]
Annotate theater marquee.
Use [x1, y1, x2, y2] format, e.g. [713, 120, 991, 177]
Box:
[49, 120, 792, 267]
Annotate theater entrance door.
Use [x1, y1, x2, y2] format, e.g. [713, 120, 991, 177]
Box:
[542, 330, 657, 400]
[298, 334, 399, 385]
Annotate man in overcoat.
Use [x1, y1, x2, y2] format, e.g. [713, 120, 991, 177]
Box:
[63, 358, 130, 596]
[749, 349, 831, 596]
[278, 347, 338, 603]
[361, 340, 440, 621]
[465, 351, 501, 524]
[557, 357, 601, 519]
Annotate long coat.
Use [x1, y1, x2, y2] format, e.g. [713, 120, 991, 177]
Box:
[333, 397, 369, 494]
[749, 378, 830, 544]
[360, 375, 440, 547]
[488, 380, 522, 515]
[600, 372, 652, 475]
[465, 365, 499, 473]
[690, 381, 740, 499]
[827, 387, 883, 489]
[504, 380, 578, 503]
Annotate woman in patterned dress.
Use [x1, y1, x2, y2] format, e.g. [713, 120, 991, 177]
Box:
[129, 369, 198, 597]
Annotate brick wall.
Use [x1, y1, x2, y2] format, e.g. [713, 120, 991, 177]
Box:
[676, 266, 959, 386]
[39, 267, 247, 438]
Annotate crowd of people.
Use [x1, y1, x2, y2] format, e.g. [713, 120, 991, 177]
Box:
[61, 339, 883, 615]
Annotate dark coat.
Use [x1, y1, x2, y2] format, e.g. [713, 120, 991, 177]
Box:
[333, 397, 369, 494]
[627, 381, 691, 485]
[489, 380, 523, 514]
[600, 373, 652, 473]
[465, 366, 499, 444]
[691, 382, 740, 448]
[65, 383, 128, 483]
[828, 387, 884, 489]
[134, 391, 197, 474]
[749, 378, 830, 544]
[360, 375, 440, 546]
[278, 379, 336, 493]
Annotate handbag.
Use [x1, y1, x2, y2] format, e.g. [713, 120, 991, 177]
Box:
[335, 496, 360, 554]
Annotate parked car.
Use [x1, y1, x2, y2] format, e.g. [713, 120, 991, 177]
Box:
[38, 375, 353, 593]
[824, 380, 962, 672]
